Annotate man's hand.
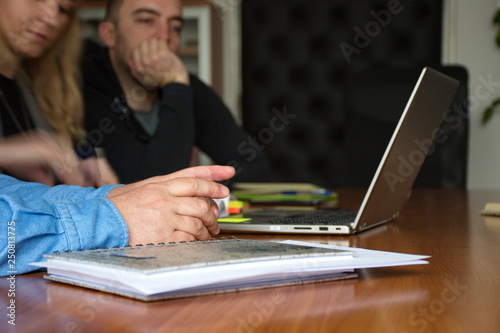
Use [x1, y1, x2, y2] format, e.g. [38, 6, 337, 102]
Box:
[128, 38, 189, 89]
[108, 165, 235, 197]
[108, 166, 235, 245]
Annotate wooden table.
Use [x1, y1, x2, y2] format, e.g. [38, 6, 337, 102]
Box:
[2, 189, 500, 333]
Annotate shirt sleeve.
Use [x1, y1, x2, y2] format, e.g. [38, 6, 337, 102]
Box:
[0, 174, 117, 201]
[0, 175, 129, 276]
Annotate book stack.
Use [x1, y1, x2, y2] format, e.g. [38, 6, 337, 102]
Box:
[32, 237, 429, 301]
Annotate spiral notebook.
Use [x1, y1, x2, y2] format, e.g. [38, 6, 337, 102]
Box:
[32, 238, 356, 301]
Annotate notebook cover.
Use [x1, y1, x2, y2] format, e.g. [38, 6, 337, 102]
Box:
[44, 270, 358, 302]
[42, 237, 352, 274]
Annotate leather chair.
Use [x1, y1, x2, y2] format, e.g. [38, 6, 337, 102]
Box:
[340, 66, 468, 188]
[241, 0, 468, 188]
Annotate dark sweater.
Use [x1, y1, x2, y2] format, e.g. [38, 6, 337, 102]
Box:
[82, 49, 270, 186]
[0, 75, 35, 137]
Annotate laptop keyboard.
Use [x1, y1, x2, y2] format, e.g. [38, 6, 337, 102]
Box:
[267, 210, 358, 225]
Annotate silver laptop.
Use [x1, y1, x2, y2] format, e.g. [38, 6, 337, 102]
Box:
[219, 67, 459, 235]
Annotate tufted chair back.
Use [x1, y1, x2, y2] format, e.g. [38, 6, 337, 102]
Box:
[241, 0, 468, 188]
[340, 66, 468, 188]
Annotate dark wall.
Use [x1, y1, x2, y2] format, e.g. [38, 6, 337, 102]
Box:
[241, 0, 467, 188]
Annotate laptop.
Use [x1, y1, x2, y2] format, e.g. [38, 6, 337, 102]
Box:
[219, 67, 459, 235]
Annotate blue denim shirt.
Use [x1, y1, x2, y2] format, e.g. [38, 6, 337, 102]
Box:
[0, 175, 129, 276]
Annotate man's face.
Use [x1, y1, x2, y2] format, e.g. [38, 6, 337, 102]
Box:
[112, 0, 183, 65]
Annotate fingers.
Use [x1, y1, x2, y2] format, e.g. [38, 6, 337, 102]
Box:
[170, 213, 215, 240]
[30, 131, 85, 185]
[108, 165, 235, 198]
[96, 157, 120, 185]
[129, 38, 188, 87]
[160, 165, 236, 183]
[135, 186, 221, 236]
[0, 130, 86, 186]
[173, 197, 221, 236]
[163, 177, 230, 199]
[131, 41, 159, 89]
[10, 165, 56, 186]
[45, 138, 85, 186]
[111, 179, 224, 245]
[79, 157, 120, 187]
[167, 231, 196, 243]
[209, 198, 221, 219]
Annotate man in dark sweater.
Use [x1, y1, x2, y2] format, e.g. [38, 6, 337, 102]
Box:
[82, 0, 270, 186]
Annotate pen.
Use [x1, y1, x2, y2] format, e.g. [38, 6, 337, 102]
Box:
[280, 189, 334, 196]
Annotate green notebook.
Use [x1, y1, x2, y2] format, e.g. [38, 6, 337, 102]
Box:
[231, 183, 338, 205]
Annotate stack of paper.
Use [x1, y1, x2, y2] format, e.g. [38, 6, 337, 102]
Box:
[32, 238, 429, 301]
[482, 202, 500, 216]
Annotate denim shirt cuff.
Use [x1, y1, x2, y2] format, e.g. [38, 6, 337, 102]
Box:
[53, 198, 129, 251]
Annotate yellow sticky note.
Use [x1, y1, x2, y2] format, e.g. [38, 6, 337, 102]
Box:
[229, 201, 245, 208]
[217, 218, 252, 223]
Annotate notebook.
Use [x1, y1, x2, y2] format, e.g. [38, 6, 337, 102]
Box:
[219, 67, 459, 235]
[33, 238, 356, 301]
[32, 238, 430, 301]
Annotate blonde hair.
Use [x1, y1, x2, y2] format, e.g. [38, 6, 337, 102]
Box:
[21, 8, 85, 143]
